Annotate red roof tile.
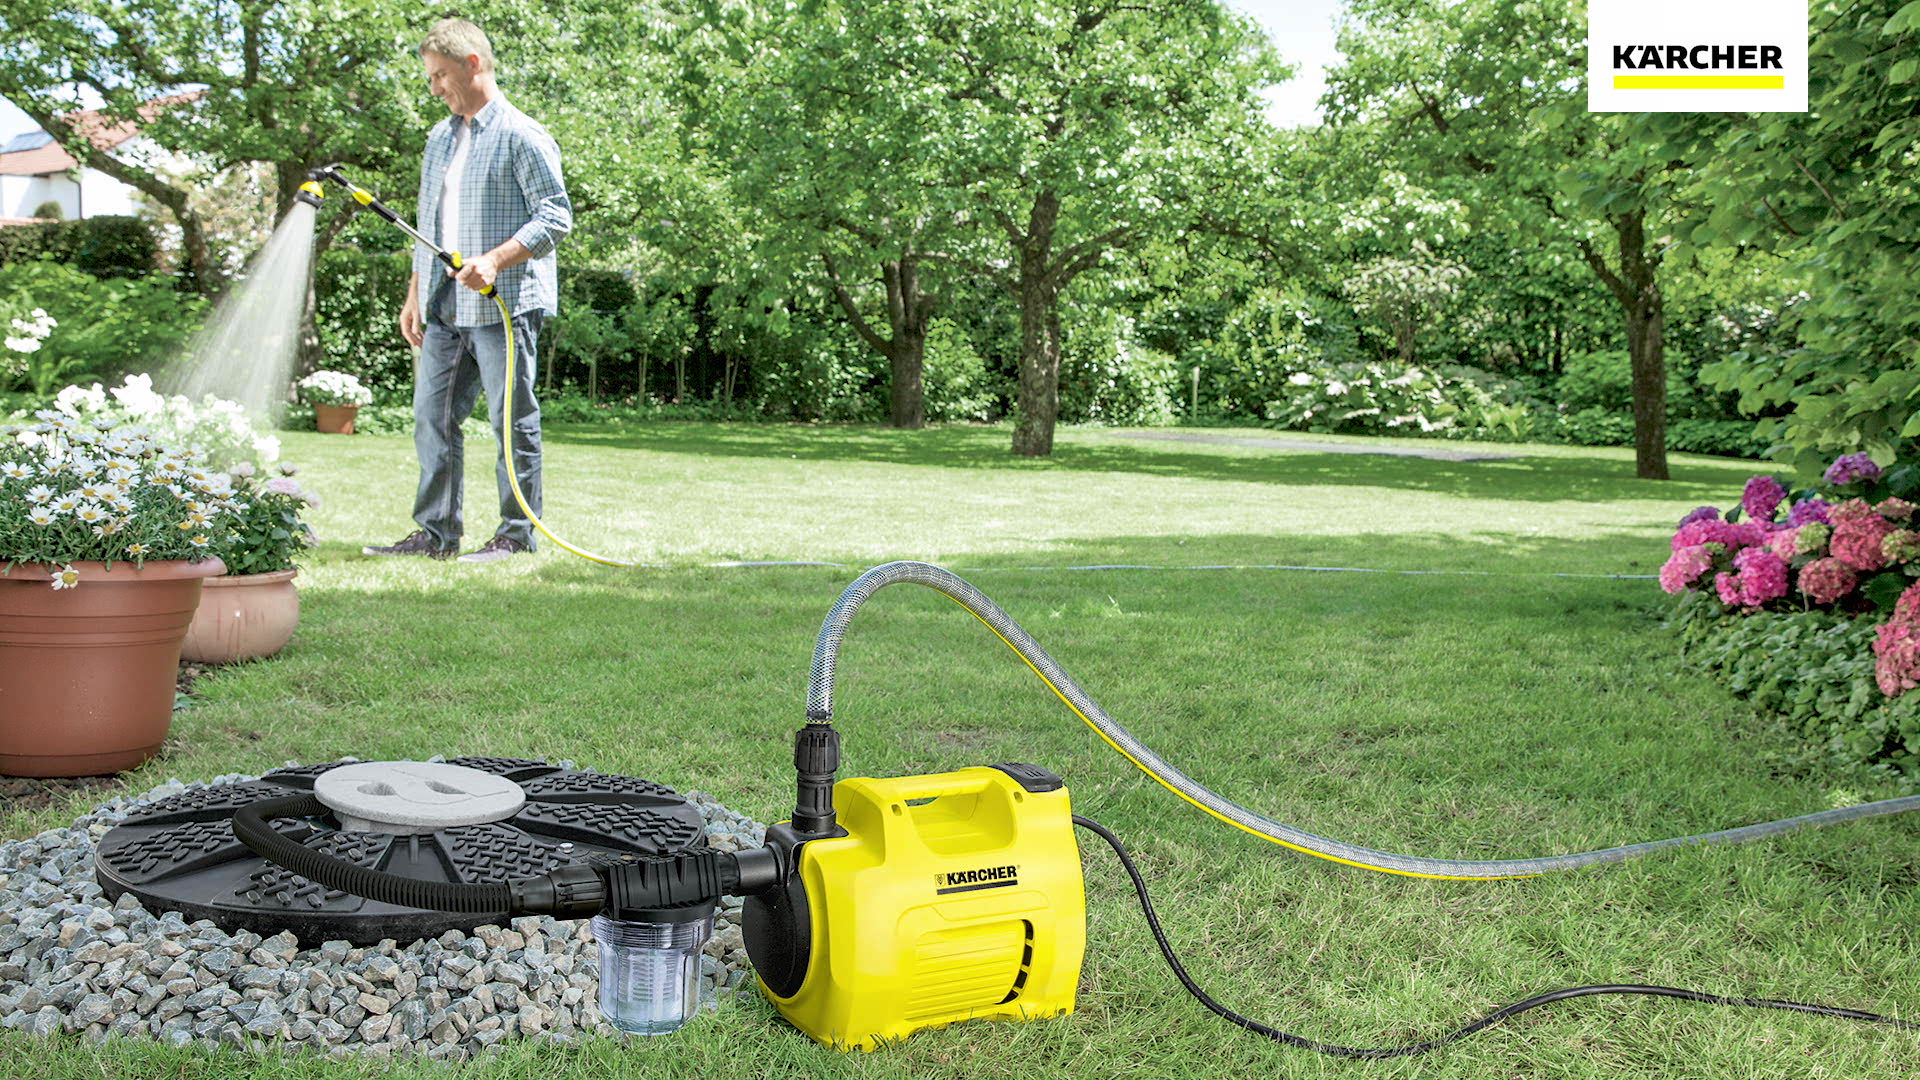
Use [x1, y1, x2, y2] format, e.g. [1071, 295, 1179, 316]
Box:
[0, 91, 201, 177]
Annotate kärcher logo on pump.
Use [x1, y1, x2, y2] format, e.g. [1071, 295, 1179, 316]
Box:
[935, 865, 1020, 894]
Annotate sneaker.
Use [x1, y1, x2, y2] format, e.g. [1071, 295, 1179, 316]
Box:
[362, 529, 456, 559]
[457, 535, 530, 563]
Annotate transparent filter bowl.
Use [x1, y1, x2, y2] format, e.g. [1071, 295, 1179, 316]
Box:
[592, 909, 715, 1036]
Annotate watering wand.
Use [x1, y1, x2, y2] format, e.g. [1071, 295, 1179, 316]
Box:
[299, 166, 493, 297]
[298, 165, 631, 565]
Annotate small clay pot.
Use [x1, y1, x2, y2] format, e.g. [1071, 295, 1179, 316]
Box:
[315, 403, 358, 434]
[0, 558, 224, 777]
[180, 568, 300, 664]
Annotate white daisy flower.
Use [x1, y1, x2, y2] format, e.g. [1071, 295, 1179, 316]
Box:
[126, 543, 149, 558]
[73, 503, 108, 524]
[26, 507, 55, 526]
[50, 564, 80, 590]
[25, 484, 52, 504]
[0, 462, 30, 480]
[188, 534, 209, 549]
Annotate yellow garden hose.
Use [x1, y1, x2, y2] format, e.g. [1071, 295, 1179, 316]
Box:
[490, 289, 631, 566]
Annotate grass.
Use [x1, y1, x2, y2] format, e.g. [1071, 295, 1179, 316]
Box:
[4, 422, 1917, 1079]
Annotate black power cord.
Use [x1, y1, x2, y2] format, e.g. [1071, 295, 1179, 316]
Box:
[1070, 814, 1920, 1059]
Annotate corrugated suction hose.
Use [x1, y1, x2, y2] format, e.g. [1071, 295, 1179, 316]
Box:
[807, 561, 1920, 880]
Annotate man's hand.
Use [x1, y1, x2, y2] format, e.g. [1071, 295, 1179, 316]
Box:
[450, 253, 500, 293]
[399, 291, 423, 349]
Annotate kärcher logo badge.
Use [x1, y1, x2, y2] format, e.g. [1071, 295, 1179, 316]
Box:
[1589, 0, 1806, 112]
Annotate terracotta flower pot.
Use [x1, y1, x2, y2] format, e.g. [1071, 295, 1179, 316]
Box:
[180, 568, 300, 665]
[0, 558, 225, 777]
[315, 403, 358, 434]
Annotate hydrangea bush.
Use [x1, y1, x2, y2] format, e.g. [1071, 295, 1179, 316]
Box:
[1666, 452, 1920, 786]
[295, 370, 372, 408]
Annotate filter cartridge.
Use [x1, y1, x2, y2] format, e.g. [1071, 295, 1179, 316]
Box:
[592, 908, 715, 1035]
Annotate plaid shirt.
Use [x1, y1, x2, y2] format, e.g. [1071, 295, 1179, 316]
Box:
[413, 95, 571, 326]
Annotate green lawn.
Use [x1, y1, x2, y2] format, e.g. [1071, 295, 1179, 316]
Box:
[6, 423, 1917, 1079]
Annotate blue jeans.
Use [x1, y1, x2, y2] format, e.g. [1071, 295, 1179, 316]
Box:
[413, 285, 543, 550]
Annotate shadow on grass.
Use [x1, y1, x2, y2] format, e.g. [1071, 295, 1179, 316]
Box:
[543, 422, 1762, 504]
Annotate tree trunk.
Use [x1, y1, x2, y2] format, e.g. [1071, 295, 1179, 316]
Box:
[1626, 295, 1667, 481]
[1011, 193, 1062, 457]
[824, 251, 932, 430]
[1578, 211, 1668, 480]
[884, 258, 928, 430]
[1011, 271, 1062, 457]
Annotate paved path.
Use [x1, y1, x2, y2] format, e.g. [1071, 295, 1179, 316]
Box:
[1111, 430, 1519, 462]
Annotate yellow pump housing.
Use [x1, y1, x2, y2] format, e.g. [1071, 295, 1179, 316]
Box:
[757, 766, 1085, 1050]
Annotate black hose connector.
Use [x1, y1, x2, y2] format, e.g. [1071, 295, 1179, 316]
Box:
[792, 724, 840, 837]
[232, 794, 513, 914]
[233, 792, 794, 921]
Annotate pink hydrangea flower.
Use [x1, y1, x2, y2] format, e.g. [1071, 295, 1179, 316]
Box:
[1884, 529, 1920, 564]
[1764, 526, 1801, 560]
[1873, 620, 1920, 697]
[1798, 557, 1858, 605]
[1742, 476, 1787, 523]
[1787, 498, 1832, 527]
[1659, 545, 1715, 594]
[1715, 547, 1789, 608]
[1831, 513, 1898, 571]
[1678, 506, 1720, 529]
[1830, 498, 1876, 524]
[1825, 452, 1883, 486]
[1878, 497, 1916, 523]
[1671, 518, 1767, 553]
[1896, 581, 1920, 624]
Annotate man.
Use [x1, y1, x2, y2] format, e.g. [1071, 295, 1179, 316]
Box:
[364, 17, 571, 563]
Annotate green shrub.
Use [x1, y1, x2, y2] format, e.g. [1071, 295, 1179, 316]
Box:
[922, 318, 1000, 423]
[0, 260, 206, 393]
[0, 216, 158, 279]
[1669, 592, 1920, 787]
[313, 248, 414, 394]
[1059, 313, 1178, 426]
[1263, 360, 1518, 436]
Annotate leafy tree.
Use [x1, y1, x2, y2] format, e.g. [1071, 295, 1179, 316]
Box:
[661, 0, 1282, 454]
[0, 0, 425, 294]
[1328, 0, 1716, 479]
[1343, 242, 1470, 363]
[1689, 0, 1920, 476]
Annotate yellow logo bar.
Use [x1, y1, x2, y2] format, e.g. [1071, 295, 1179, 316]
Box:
[1612, 74, 1785, 89]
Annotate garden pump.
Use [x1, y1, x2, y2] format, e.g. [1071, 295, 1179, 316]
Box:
[233, 561, 1920, 1057]
[295, 164, 630, 565]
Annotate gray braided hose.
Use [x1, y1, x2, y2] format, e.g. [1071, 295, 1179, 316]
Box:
[807, 561, 1920, 880]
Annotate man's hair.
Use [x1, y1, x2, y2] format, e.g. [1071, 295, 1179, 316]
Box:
[419, 18, 495, 73]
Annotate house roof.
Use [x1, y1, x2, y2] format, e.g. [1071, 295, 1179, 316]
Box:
[0, 91, 199, 177]
[0, 216, 56, 227]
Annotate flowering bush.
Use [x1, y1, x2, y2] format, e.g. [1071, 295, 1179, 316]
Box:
[0, 411, 239, 586]
[1667, 452, 1920, 785]
[216, 462, 318, 576]
[296, 370, 372, 408]
[52, 374, 280, 471]
[2, 309, 55, 386]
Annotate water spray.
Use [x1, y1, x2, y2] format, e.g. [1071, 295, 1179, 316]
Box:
[299, 166, 631, 565]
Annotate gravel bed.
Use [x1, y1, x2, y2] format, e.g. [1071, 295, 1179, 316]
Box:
[0, 762, 766, 1061]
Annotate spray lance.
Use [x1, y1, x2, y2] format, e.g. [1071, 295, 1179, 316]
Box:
[297, 166, 631, 566]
